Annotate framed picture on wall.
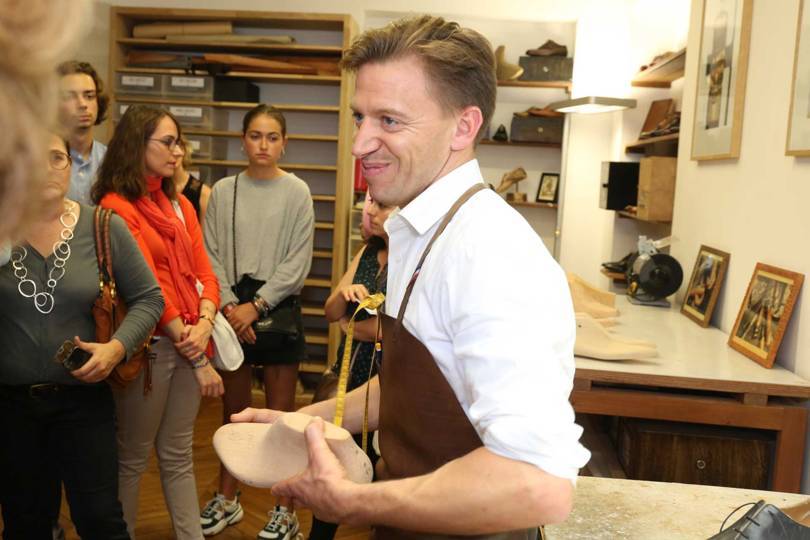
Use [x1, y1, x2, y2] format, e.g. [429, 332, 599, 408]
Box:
[691, 0, 753, 161]
[728, 264, 804, 368]
[536, 173, 559, 203]
[786, 0, 810, 155]
[681, 245, 730, 327]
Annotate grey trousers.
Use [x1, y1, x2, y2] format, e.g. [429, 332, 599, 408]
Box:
[114, 338, 203, 540]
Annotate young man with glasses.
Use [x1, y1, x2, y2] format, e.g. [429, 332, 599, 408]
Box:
[57, 61, 109, 205]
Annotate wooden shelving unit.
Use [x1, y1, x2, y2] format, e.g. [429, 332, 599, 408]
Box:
[617, 210, 671, 224]
[625, 132, 679, 154]
[479, 139, 562, 149]
[508, 201, 558, 209]
[109, 7, 357, 374]
[497, 79, 572, 91]
[631, 48, 686, 88]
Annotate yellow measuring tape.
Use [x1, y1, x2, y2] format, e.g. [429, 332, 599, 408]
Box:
[333, 292, 385, 452]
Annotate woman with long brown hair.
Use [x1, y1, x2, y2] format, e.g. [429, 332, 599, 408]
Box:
[92, 104, 223, 540]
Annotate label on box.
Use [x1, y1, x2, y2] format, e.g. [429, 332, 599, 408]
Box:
[121, 75, 155, 88]
[169, 106, 203, 118]
[171, 76, 205, 89]
[188, 139, 201, 151]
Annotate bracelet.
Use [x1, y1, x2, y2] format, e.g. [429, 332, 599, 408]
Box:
[252, 295, 270, 317]
[191, 354, 209, 369]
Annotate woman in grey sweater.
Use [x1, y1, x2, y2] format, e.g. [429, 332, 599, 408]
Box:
[202, 105, 314, 538]
[0, 134, 164, 539]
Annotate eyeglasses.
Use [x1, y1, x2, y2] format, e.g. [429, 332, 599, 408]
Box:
[148, 137, 183, 152]
[49, 150, 72, 171]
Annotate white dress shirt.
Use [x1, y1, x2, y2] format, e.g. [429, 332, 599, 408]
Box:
[384, 159, 590, 481]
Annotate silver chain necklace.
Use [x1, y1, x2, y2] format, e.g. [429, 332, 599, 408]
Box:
[11, 201, 78, 314]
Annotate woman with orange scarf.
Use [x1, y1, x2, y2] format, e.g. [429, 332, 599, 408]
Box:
[92, 105, 223, 540]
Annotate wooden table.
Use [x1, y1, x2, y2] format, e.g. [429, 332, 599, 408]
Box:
[545, 476, 809, 539]
[573, 296, 810, 492]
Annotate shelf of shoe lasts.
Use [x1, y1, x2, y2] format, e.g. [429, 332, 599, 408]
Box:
[304, 276, 332, 288]
[507, 201, 558, 209]
[193, 158, 336, 172]
[184, 127, 338, 142]
[631, 48, 686, 88]
[496, 79, 572, 90]
[116, 67, 341, 85]
[616, 209, 671, 224]
[625, 132, 679, 154]
[312, 249, 333, 259]
[479, 139, 562, 149]
[113, 95, 341, 114]
[116, 38, 344, 56]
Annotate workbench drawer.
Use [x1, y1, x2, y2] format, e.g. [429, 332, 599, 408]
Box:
[616, 418, 774, 489]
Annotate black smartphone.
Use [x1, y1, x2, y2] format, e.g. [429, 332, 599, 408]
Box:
[57, 341, 92, 371]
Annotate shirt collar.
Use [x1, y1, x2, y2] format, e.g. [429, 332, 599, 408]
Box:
[70, 140, 106, 167]
[392, 159, 484, 236]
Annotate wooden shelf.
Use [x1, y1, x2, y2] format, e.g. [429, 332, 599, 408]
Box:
[304, 331, 330, 346]
[117, 67, 341, 85]
[300, 361, 329, 374]
[312, 249, 333, 259]
[304, 277, 332, 288]
[631, 49, 686, 88]
[184, 128, 338, 142]
[311, 194, 336, 202]
[301, 303, 326, 317]
[117, 37, 343, 56]
[508, 201, 558, 209]
[600, 268, 627, 282]
[617, 210, 672, 224]
[625, 132, 679, 154]
[114, 95, 340, 113]
[315, 222, 334, 230]
[113, 7, 349, 29]
[497, 80, 571, 90]
[480, 139, 562, 149]
[194, 158, 336, 172]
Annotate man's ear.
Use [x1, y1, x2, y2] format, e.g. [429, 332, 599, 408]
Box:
[450, 106, 484, 151]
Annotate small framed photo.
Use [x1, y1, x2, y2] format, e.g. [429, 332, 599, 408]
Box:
[786, 0, 810, 155]
[536, 173, 559, 203]
[681, 245, 730, 327]
[691, 0, 753, 161]
[729, 263, 804, 368]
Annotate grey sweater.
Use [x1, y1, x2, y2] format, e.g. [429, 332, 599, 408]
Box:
[0, 204, 164, 385]
[204, 172, 314, 309]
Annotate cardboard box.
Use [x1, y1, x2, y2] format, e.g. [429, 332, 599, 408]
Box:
[637, 157, 676, 221]
[518, 56, 573, 82]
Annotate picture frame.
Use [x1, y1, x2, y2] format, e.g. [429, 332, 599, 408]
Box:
[786, 0, 810, 155]
[536, 173, 559, 203]
[729, 263, 804, 368]
[691, 0, 753, 161]
[681, 245, 730, 327]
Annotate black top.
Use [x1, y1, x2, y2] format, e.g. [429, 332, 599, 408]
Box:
[182, 174, 203, 219]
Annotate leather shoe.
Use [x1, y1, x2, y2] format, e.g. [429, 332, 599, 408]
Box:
[526, 39, 568, 57]
[708, 499, 810, 539]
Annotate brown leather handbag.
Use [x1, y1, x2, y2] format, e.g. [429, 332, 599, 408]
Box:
[92, 207, 154, 393]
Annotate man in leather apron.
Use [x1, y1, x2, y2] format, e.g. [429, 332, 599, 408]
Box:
[234, 15, 590, 538]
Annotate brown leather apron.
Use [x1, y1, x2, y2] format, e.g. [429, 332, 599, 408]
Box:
[374, 184, 536, 540]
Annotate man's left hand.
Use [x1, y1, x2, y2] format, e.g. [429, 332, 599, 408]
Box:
[272, 417, 357, 523]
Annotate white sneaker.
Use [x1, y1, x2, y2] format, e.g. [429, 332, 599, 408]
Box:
[257, 505, 302, 540]
[200, 491, 244, 536]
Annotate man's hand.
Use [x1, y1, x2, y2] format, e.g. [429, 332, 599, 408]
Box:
[70, 337, 125, 383]
[230, 407, 285, 424]
[272, 417, 357, 524]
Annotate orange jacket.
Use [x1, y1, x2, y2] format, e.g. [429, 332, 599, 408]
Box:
[100, 192, 220, 330]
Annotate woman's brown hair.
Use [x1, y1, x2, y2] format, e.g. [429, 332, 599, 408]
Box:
[92, 105, 181, 203]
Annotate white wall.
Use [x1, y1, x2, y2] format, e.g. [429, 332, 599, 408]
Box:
[674, 0, 810, 490]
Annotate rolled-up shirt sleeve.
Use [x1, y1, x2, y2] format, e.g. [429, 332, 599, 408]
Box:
[443, 219, 590, 482]
[109, 214, 164, 359]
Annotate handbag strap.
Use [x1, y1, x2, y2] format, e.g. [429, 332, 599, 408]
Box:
[231, 173, 239, 285]
[92, 206, 116, 295]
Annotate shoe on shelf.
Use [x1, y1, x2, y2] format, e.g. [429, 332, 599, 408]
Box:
[639, 51, 676, 72]
[495, 45, 524, 80]
[201, 491, 244, 536]
[708, 498, 810, 539]
[258, 506, 302, 540]
[526, 39, 568, 57]
[492, 124, 509, 142]
[494, 167, 527, 194]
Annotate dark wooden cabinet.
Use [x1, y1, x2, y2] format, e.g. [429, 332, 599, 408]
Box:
[616, 418, 774, 489]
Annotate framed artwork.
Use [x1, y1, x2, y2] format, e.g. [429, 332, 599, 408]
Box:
[681, 245, 730, 327]
[536, 173, 559, 203]
[691, 0, 753, 161]
[786, 0, 810, 155]
[729, 264, 804, 368]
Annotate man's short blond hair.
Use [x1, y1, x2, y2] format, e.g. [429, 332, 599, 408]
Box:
[0, 0, 88, 241]
[340, 15, 496, 139]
